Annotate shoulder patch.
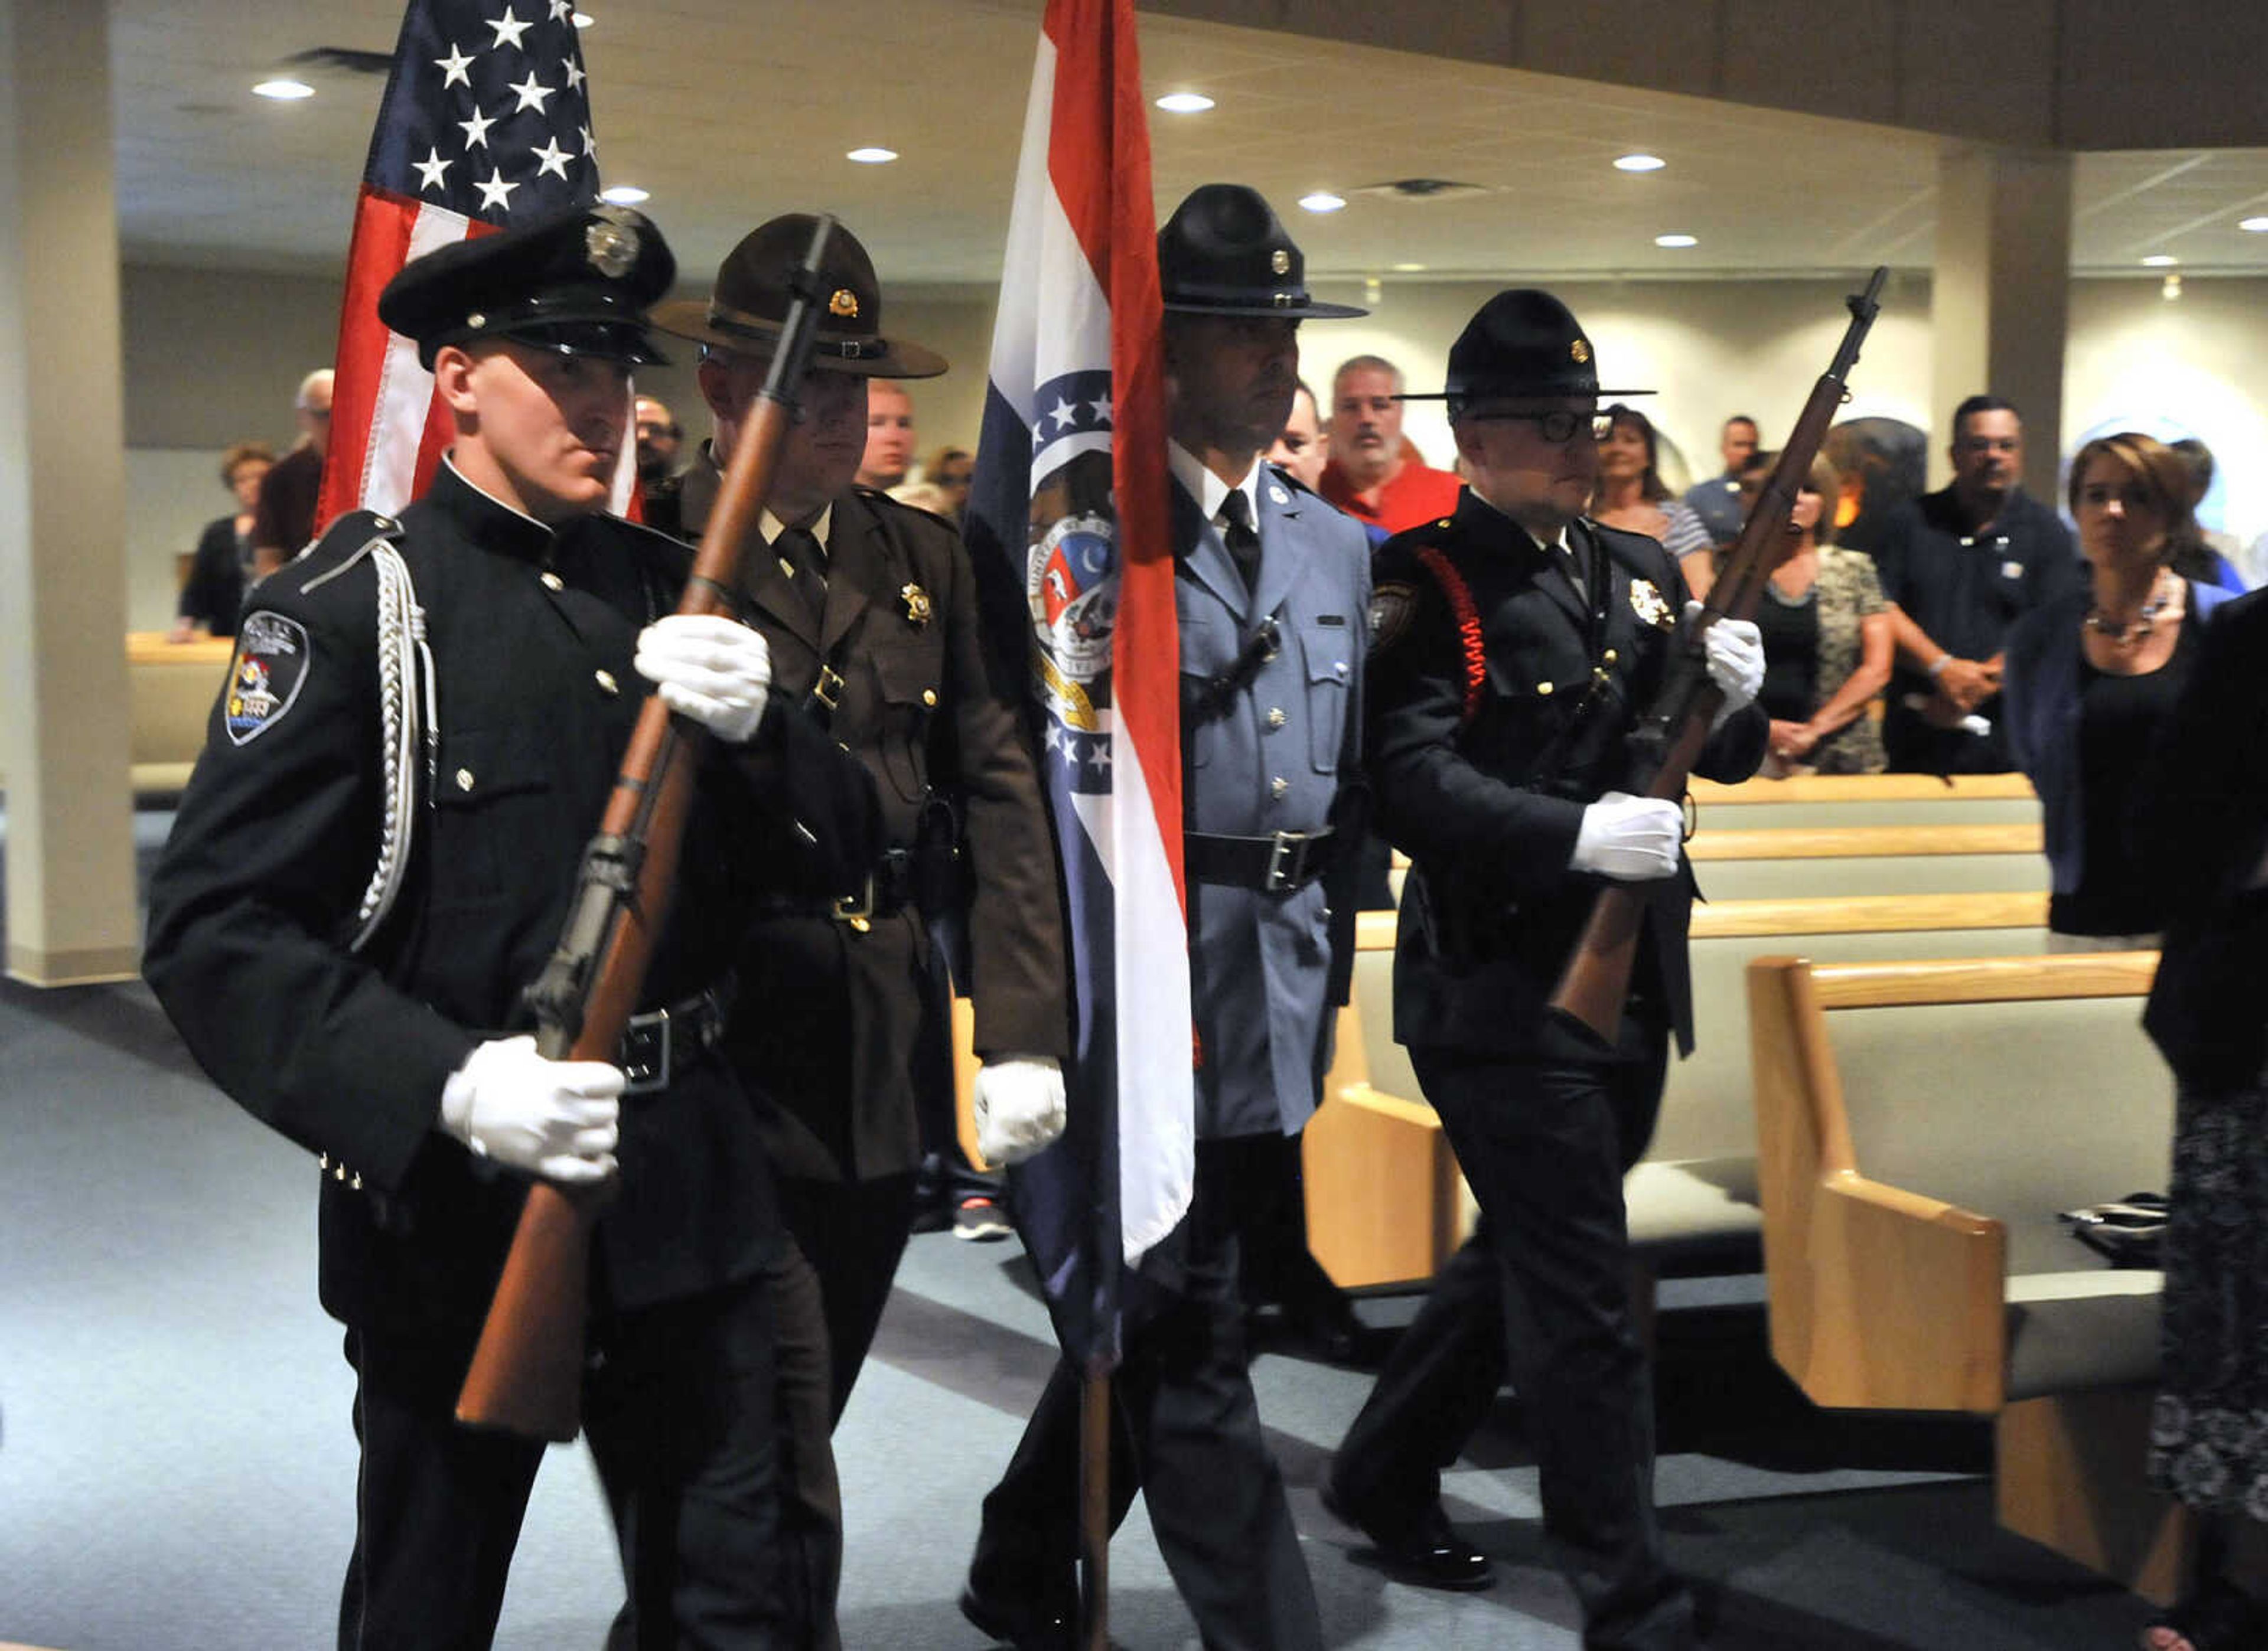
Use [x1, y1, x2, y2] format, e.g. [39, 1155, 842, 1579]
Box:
[1370, 581, 1420, 650]
[224, 611, 311, 745]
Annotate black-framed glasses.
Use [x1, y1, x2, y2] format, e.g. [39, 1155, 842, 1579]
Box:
[1464, 410, 1612, 443]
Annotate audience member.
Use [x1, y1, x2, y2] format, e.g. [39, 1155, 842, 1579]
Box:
[911, 443, 972, 523]
[1319, 353, 1462, 533]
[1873, 394, 2080, 773]
[633, 393, 682, 485]
[1590, 403, 1714, 587]
[2168, 438, 2248, 592]
[169, 440, 273, 641]
[2004, 433, 2234, 947]
[2132, 579, 2268, 1651]
[247, 368, 332, 575]
[1738, 451, 1891, 775]
[1681, 413, 1759, 547]
[855, 380, 917, 491]
[1267, 379, 1328, 491]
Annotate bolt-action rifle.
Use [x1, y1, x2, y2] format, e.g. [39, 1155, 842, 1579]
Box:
[1546, 267, 1887, 1046]
[452, 216, 839, 1441]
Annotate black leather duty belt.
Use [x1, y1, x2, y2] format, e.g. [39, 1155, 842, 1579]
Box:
[747, 842, 933, 932]
[619, 980, 734, 1094]
[1184, 826, 1338, 895]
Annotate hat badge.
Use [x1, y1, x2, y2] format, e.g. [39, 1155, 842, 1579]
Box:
[829, 288, 860, 319]
[1270, 247, 1291, 275]
[1569, 338, 1592, 365]
[586, 218, 638, 279]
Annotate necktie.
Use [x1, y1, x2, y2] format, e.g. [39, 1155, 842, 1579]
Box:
[1218, 490, 1260, 593]
[775, 526, 827, 628]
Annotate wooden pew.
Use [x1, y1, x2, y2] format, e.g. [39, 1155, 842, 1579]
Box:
[0, 634, 229, 801]
[1689, 771, 2039, 831]
[1689, 821, 2047, 899]
[1748, 951, 2185, 1601]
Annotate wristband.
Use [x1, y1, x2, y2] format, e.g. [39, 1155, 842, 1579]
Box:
[1927, 654, 1953, 677]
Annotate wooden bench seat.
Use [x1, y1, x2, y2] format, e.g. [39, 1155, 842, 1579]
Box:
[1689, 771, 2039, 830]
[1747, 950, 2184, 1598]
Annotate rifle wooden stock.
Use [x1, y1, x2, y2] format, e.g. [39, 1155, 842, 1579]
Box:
[454, 217, 840, 1440]
[1547, 268, 1887, 1047]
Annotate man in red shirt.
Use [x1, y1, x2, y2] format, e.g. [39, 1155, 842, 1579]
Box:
[1319, 352, 1462, 533]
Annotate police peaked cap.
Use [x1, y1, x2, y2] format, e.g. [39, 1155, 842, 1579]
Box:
[1157, 184, 1366, 320]
[1400, 288, 1654, 405]
[377, 205, 677, 370]
[650, 214, 947, 379]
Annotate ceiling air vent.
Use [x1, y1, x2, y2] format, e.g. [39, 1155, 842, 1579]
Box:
[1351, 179, 1490, 202]
[285, 47, 396, 76]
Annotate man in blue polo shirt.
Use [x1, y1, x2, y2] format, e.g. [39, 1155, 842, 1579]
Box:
[1679, 412, 1758, 548]
[1874, 394, 2080, 773]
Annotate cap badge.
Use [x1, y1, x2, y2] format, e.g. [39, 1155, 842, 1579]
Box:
[1570, 338, 1592, 365]
[901, 582, 933, 628]
[465, 311, 487, 329]
[586, 218, 638, 279]
[1270, 248, 1291, 275]
[829, 288, 861, 318]
[1628, 577, 1673, 629]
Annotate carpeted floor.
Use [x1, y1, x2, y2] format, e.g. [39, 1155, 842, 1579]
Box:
[0, 810, 2159, 1648]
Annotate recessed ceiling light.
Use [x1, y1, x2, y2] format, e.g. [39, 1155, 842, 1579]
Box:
[252, 79, 315, 100]
[2142, 254, 2179, 267]
[1299, 192, 1346, 214]
[1155, 93, 1214, 115]
[2241, 217, 2268, 233]
[847, 146, 898, 164]
[1615, 153, 1667, 172]
[572, 10, 594, 24]
[1655, 233, 1697, 249]
[599, 185, 649, 205]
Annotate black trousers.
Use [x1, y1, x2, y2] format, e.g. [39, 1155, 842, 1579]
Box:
[340, 1278, 801, 1651]
[1332, 1015, 1697, 1651]
[778, 1170, 918, 1423]
[969, 1136, 1322, 1651]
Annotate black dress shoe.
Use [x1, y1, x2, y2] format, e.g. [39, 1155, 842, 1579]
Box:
[958, 1583, 1075, 1650]
[1321, 1484, 1495, 1591]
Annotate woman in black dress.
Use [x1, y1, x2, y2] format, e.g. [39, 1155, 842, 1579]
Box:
[2130, 488, 2268, 1649]
[168, 440, 272, 641]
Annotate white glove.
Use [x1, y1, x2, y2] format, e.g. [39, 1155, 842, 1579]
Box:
[1687, 600, 1763, 717]
[436, 1035, 624, 1185]
[635, 613, 771, 744]
[973, 1054, 1067, 1167]
[1570, 791, 1683, 881]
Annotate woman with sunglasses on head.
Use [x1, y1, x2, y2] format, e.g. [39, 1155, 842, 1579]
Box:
[1736, 449, 1893, 776]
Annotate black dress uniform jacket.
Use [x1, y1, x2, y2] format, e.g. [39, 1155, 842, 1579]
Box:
[669, 456, 1068, 1182]
[144, 464, 879, 1352]
[1366, 492, 1767, 1056]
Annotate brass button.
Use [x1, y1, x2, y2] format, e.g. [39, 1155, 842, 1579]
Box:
[540, 571, 565, 592]
[1603, 648, 1619, 664]
[595, 670, 620, 697]
[1270, 776, 1290, 800]
[455, 768, 475, 792]
[1537, 680, 1555, 696]
[921, 688, 938, 708]
[1267, 707, 1288, 730]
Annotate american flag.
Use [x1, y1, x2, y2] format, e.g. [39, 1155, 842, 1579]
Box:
[966, 0, 1188, 1369]
[318, 0, 614, 533]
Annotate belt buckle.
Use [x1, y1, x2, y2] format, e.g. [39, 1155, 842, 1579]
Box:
[1263, 830, 1308, 893]
[813, 665, 846, 711]
[621, 1007, 672, 1094]
[831, 874, 875, 934]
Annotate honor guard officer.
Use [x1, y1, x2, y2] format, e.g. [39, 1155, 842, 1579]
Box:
[962, 182, 1371, 1651]
[650, 216, 1070, 1640]
[143, 206, 880, 1651]
[1325, 291, 1766, 1649]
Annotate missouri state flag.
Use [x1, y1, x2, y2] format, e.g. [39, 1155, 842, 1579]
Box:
[964, 0, 1191, 1369]
[318, 0, 623, 533]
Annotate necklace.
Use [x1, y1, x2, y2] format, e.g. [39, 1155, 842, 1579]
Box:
[2084, 569, 2176, 645]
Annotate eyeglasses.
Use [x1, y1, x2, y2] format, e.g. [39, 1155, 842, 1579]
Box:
[1463, 410, 1612, 443]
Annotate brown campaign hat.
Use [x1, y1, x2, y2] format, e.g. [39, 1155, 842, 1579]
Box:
[650, 213, 946, 379]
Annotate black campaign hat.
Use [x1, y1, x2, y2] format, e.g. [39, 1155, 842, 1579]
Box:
[1399, 288, 1653, 403]
[377, 205, 676, 370]
[650, 214, 947, 379]
[1157, 184, 1366, 320]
